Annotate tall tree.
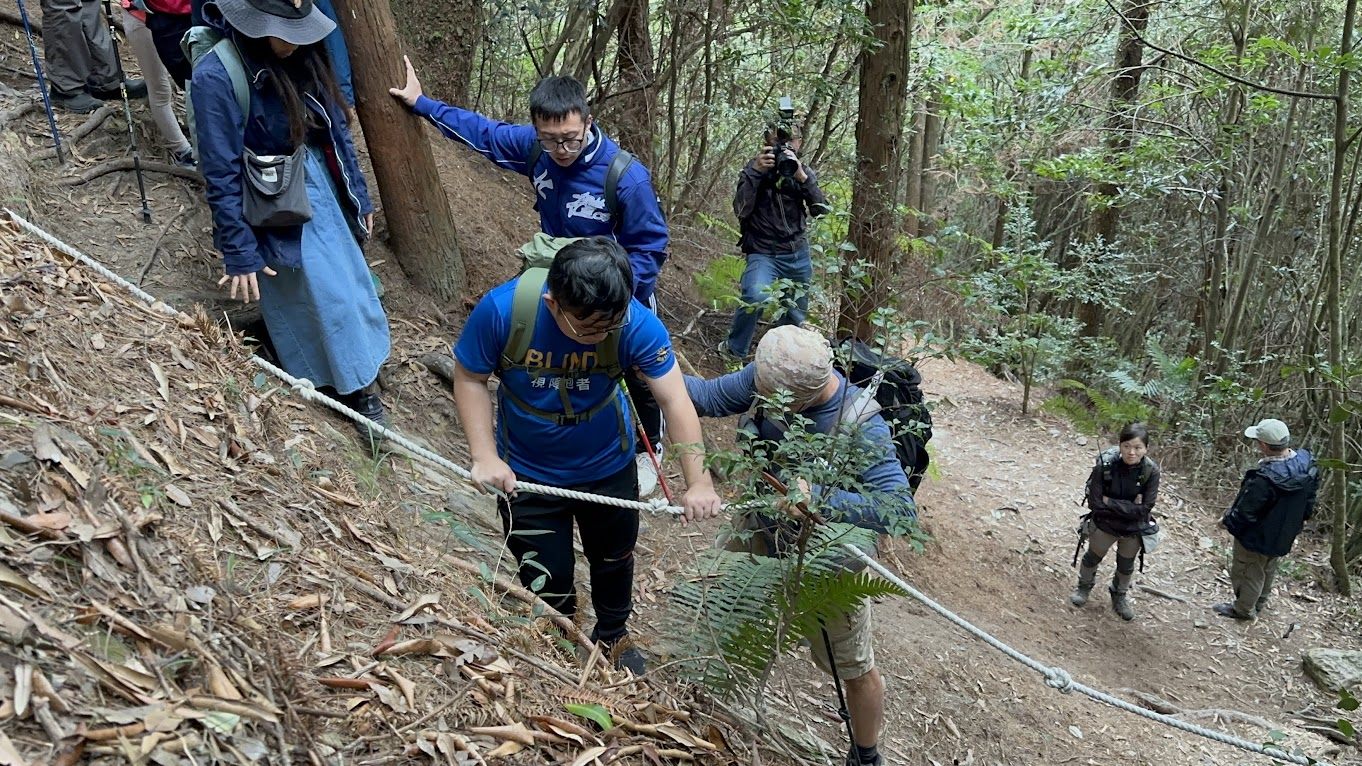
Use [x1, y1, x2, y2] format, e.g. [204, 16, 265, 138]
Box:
[1080, 0, 1154, 336]
[335, 0, 467, 302]
[839, 0, 912, 340]
[1324, 0, 1355, 595]
[608, 0, 658, 167]
[391, 0, 481, 105]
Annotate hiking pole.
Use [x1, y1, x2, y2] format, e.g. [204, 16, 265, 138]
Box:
[15, 0, 64, 164]
[623, 380, 675, 504]
[100, 0, 152, 223]
[819, 624, 857, 754]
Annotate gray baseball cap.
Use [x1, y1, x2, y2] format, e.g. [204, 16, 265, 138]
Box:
[1244, 418, 1290, 447]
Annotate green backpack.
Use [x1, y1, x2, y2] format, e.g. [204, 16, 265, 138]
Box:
[497, 234, 630, 451]
[181, 27, 250, 159]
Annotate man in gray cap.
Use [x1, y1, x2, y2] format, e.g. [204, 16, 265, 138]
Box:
[684, 325, 915, 766]
[1215, 418, 1319, 620]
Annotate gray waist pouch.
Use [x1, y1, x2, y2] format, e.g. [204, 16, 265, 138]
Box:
[242, 145, 312, 228]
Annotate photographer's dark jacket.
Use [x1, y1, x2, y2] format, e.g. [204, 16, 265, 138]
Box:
[1086, 458, 1161, 538]
[733, 160, 829, 254]
[191, 22, 373, 276]
[684, 364, 914, 532]
[1222, 449, 1319, 557]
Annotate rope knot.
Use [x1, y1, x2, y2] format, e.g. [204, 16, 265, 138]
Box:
[645, 497, 672, 515]
[1044, 666, 1074, 694]
[291, 377, 316, 393]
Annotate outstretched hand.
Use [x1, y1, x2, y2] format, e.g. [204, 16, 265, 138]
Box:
[218, 267, 277, 304]
[389, 55, 423, 108]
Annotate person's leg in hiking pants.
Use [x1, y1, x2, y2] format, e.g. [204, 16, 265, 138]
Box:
[40, 0, 120, 97]
[1230, 539, 1278, 617]
[573, 463, 640, 644]
[497, 464, 639, 641]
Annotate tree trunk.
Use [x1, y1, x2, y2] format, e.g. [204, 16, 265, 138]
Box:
[390, 0, 480, 105]
[335, 0, 466, 301]
[1324, 0, 1356, 595]
[838, 0, 911, 340]
[903, 100, 926, 238]
[1081, 0, 1153, 336]
[609, 0, 657, 167]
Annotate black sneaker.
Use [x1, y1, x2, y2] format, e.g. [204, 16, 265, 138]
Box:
[340, 387, 388, 446]
[1211, 602, 1253, 621]
[88, 78, 148, 100]
[614, 645, 646, 676]
[50, 89, 104, 114]
[845, 747, 883, 766]
[172, 148, 197, 169]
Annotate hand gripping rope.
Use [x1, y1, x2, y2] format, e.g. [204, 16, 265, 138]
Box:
[4, 210, 1331, 766]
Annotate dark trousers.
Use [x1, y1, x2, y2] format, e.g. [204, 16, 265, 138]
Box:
[39, 0, 121, 95]
[145, 12, 192, 87]
[497, 463, 640, 643]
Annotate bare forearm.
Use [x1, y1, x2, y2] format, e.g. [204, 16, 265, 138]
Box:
[452, 368, 498, 462]
[665, 408, 711, 489]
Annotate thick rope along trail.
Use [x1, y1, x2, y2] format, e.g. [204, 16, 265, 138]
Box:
[3, 209, 1330, 766]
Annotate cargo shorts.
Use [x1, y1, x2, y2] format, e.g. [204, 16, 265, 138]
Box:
[808, 600, 876, 680]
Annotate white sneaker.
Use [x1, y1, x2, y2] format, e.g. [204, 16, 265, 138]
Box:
[636, 449, 661, 498]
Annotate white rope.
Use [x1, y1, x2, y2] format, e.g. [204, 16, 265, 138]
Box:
[7, 210, 1330, 765]
[4, 209, 681, 516]
[844, 543, 1327, 766]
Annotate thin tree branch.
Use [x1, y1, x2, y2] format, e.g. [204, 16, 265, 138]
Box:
[1102, 0, 1335, 101]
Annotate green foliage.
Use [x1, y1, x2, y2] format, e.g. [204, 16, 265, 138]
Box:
[693, 254, 746, 311]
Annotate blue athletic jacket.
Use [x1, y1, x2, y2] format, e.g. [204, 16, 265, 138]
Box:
[411, 96, 669, 302]
[191, 23, 372, 276]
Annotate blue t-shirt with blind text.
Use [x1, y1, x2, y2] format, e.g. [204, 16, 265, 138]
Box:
[453, 278, 675, 486]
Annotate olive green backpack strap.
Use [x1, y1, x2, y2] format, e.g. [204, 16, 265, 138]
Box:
[502, 267, 549, 369]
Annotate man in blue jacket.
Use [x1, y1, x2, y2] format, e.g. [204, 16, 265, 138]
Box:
[390, 59, 672, 496]
[684, 325, 914, 766]
[1215, 418, 1319, 620]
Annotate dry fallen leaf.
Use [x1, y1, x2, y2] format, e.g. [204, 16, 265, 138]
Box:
[569, 746, 608, 766]
[0, 730, 25, 766]
[0, 564, 43, 599]
[150, 361, 171, 403]
[393, 593, 440, 623]
[286, 593, 328, 611]
[163, 484, 192, 508]
[13, 664, 31, 718]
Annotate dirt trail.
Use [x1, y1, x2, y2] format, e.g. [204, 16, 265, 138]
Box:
[850, 356, 1360, 765]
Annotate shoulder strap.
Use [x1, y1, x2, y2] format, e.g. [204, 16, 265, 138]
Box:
[604, 149, 634, 219]
[1138, 457, 1153, 488]
[212, 37, 250, 117]
[526, 141, 543, 177]
[502, 268, 548, 369]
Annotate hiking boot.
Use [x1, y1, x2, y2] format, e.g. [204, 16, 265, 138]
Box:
[845, 747, 883, 766]
[172, 147, 197, 169]
[88, 78, 147, 100]
[1212, 602, 1253, 621]
[50, 89, 104, 114]
[1069, 582, 1093, 607]
[1254, 597, 1269, 613]
[636, 448, 661, 498]
[614, 645, 646, 675]
[1110, 586, 1135, 621]
[340, 385, 388, 446]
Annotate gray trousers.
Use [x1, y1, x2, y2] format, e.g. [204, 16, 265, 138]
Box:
[1078, 526, 1141, 594]
[40, 0, 121, 95]
[1230, 539, 1279, 615]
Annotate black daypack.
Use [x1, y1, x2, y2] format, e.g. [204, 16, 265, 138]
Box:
[833, 339, 933, 491]
[1097, 446, 1154, 496]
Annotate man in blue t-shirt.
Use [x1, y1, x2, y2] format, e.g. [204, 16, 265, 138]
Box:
[452, 238, 720, 674]
[390, 58, 671, 497]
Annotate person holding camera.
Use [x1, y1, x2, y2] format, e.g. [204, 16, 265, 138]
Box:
[718, 114, 830, 360]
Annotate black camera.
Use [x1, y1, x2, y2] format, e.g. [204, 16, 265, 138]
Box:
[769, 96, 800, 179]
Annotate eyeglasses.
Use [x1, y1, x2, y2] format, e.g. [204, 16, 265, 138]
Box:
[558, 306, 627, 338]
[537, 131, 587, 153]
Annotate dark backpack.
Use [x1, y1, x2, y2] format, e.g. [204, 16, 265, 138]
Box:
[834, 339, 932, 491]
[1096, 446, 1154, 496]
[525, 144, 634, 220]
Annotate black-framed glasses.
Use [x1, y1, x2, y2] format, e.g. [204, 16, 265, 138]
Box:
[538, 131, 587, 153]
[558, 306, 627, 338]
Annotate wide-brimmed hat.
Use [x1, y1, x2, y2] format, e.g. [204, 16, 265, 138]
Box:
[207, 0, 335, 46]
